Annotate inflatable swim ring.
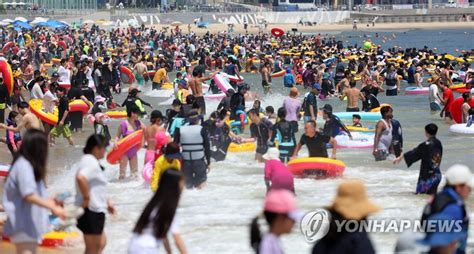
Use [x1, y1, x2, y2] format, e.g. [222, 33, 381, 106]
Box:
[161, 83, 173, 90]
[58, 82, 71, 89]
[69, 100, 90, 114]
[271, 27, 285, 37]
[449, 124, 474, 135]
[271, 70, 286, 78]
[370, 103, 392, 112]
[333, 112, 381, 121]
[105, 111, 127, 119]
[120, 66, 136, 84]
[334, 132, 374, 149]
[450, 83, 466, 91]
[2, 231, 79, 248]
[214, 74, 234, 93]
[2, 41, 14, 53]
[405, 86, 429, 95]
[143, 161, 153, 183]
[453, 88, 473, 94]
[107, 130, 143, 164]
[451, 97, 474, 124]
[0, 60, 14, 96]
[346, 126, 375, 133]
[204, 93, 226, 101]
[228, 142, 256, 153]
[0, 164, 9, 178]
[221, 72, 243, 83]
[144, 71, 155, 78]
[288, 157, 345, 179]
[29, 99, 58, 125]
[52, 58, 61, 64]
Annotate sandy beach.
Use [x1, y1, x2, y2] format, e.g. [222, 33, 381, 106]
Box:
[153, 21, 474, 35]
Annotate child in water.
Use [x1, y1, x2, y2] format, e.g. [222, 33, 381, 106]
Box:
[265, 106, 277, 125]
[250, 190, 301, 253]
[93, 113, 112, 146]
[352, 114, 363, 127]
[3, 111, 22, 155]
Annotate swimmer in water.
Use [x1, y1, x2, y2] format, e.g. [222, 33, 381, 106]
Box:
[352, 114, 362, 127]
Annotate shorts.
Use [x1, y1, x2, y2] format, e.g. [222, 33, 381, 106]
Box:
[290, 121, 299, 133]
[386, 89, 398, 96]
[256, 144, 268, 155]
[195, 96, 206, 115]
[444, 111, 452, 119]
[182, 159, 207, 189]
[430, 102, 442, 111]
[374, 150, 389, 161]
[77, 208, 106, 235]
[262, 80, 271, 89]
[50, 124, 72, 138]
[346, 107, 360, 112]
[152, 82, 162, 90]
[416, 171, 441, 195]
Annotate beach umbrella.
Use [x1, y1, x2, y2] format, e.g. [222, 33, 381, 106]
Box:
[13, 21, 32, 30]
[2, 19, 14, 24]
[59, 20, 70, 27]
[15, 17, 28, 23]
[171, 21, 182, 27]
[83, 20, 94, 24]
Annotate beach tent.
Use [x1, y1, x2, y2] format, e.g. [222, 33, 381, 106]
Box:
[14, 17, 28, 23]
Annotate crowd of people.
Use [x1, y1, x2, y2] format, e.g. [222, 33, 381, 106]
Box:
[0, 21, 473, 254]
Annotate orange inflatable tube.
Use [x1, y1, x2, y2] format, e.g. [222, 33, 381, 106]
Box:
[107, 130, 143, 164]
[29, 99, 58, 125]
[120, 66, 136, 84]
[69, 100, 90, 114]
[288, 157, 346, 179]
[271, 70, 286, 78]
[2, 41, 14, 53]
[0, 60, 14, 96]
[104, 111, 127, 119]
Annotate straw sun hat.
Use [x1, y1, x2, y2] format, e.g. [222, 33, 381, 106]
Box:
[329, 180, 381, 220]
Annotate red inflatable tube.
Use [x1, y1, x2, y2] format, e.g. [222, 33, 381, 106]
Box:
[2, 41, 14, 53]
[69, 100, 90, 114]
[144, 71, 155, 78]
[58, 82, 71, 89]
[454, 88, 471, 94]
[107, 130, 143, 164]
[288, 157, 346, 179]
[451, 97, 474, 124]
[271, 27, 285, 37]
[120, 66, 136, 84]
[271, 70, 286, 78]
[0, 60, 14, 96]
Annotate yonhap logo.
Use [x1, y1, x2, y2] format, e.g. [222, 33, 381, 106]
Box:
[300, 209, 331, 242]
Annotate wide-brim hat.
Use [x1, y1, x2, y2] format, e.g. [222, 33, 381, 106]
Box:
[329, 180, 381, 220]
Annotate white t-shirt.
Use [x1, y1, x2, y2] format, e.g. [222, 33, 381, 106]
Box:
[74, 154, 108, 213]
[128, 215, 179, 254]
[30, 83, 44, 99]
[429, 84, 442, 106]
[42, 90, 57, 113]
[58, 65, 70, 83]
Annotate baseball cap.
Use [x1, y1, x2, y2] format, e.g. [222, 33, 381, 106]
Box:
[164, 142, 182, 159]
[264, 189, 302, 222]
[312, 83, 322, 90]
[445, 164, 472, 186]
[320, 104, 333, 113]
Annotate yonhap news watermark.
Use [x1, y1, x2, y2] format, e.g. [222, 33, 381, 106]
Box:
[300, 209, 463, 243]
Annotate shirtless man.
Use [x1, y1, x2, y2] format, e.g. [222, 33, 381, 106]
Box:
[134, 58, 148, 86]
[336, 69, 351, 94]
[340, 80, 365, 112]
[144, 110, 170, 164]
[0, 101, 42, 133]
[188, 66, 216, 115]
[261, 62, 272, 95]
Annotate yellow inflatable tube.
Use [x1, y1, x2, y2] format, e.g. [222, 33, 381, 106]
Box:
[228, 142, 256, 152]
